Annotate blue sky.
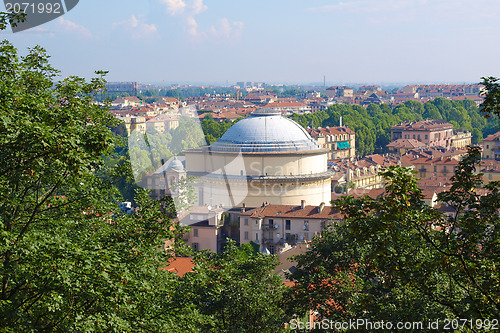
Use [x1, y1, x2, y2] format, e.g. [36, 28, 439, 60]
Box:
[2, 0, 500, 85]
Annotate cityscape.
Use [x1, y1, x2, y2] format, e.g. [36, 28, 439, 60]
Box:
[2, 1, 500, 331]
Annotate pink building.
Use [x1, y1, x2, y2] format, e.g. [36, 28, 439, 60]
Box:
[390, 120, 454, 149]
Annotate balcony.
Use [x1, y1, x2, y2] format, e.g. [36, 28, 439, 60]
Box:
[263, 224, 278, 231]
[262, 237, 275, 244]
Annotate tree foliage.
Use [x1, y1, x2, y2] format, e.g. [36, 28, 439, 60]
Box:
[0, 40, 194, 331]
[286, 147, 500, 332]
[175, 240, 287, 333]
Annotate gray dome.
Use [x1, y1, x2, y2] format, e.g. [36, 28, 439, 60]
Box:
[210, 110, 321, 153]
[168, 157, 184, 171]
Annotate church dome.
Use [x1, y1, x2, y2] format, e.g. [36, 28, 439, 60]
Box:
[210, 109, 321, 153]
[168, 157, 184, 171]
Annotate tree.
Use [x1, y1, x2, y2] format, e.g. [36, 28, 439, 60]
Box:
[480, 76, 500, 120]
[0, 40, 196, 331]
[286, 147, 499, 331]
[176, 240, 287, 333]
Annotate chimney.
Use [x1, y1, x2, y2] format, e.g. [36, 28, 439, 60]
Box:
[301, 200, 305, 209]
[319, 202, 325, 213]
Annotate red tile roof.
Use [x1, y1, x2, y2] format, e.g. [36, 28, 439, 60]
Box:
[161, 257, 195, 277]
[240, 204, 342, 220]
[391, 119, 453, 131]
[483, 131, 500, 142]
[307, 126, 355, 136]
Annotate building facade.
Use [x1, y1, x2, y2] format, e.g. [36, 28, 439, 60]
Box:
[239, 202, 342, 253]
[307, 126, 356, 160]
[390, 120, 454, 149]
[482, 132, 500, 160]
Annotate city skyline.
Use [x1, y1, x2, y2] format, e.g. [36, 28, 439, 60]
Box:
[2, 0, 500, 84]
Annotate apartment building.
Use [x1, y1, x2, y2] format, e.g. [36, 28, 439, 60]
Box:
[307, 126, 356, 160]
[239, 201, 342, 254]
[482, 132, 500, 159]
[390, 120, 454, 149]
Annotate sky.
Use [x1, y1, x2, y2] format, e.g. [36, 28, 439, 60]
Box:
[2, 0, 500, 85]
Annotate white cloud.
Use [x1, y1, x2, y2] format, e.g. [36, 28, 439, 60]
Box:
[158, 0, 243, 42]
[113, 15, 159, 39]
[58, 17, 92, 38]
[186, 16, 200, 37]
[191, 0, 208, 15]
[210, 18, 244, 40]
[160, 0, 187, 16]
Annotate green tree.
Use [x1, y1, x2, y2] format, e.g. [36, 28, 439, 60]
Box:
[404, 100, 424, 115]
[176, 240, 287, 333]
[0, 40, 197, 331]
[480, 76, 500, 120]
[286, 147, 499, 331]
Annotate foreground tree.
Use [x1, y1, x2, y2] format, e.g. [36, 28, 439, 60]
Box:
[0, 40, 200, 331]
[286, 147, 499, 332]
[175, 241, 287, 333]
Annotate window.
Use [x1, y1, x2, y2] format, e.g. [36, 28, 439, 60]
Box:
[405, 134, 409, 139]
[193, 229, 198, 237]
[304, 233, 309, 241]
[255, 233, 259, 241]
[303, 220, 309, 231]
[413, 134, 416, 139]
[192, 243, 199, 251]
[434, 166, 437, 172]
[244, 231, 249, 240]
[244, 218, 248, 226]
[285, 220, 291, 230]
[418, 135, 420, 140]
[425, 134, 428, 140]
[487, 145, 490, 149]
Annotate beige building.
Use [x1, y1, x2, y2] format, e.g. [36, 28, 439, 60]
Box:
[307, 126, 356, 160]
[120, 113, 179, 136]
[482, 132, 500, 160]
[111, 96, 143, 108]
[179, 206, 226, 253]
[479, 160, 500, 184]
[386, 138, 427, 155]
[330, 154, 400, 194]
[184, 109, 333, 208]
[402, 156, 460, 180]
[325, 86, 354, 98]
[239, 202, 342, 253]
[390, 120, 454, 149]
[451, 130, 472, 149]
